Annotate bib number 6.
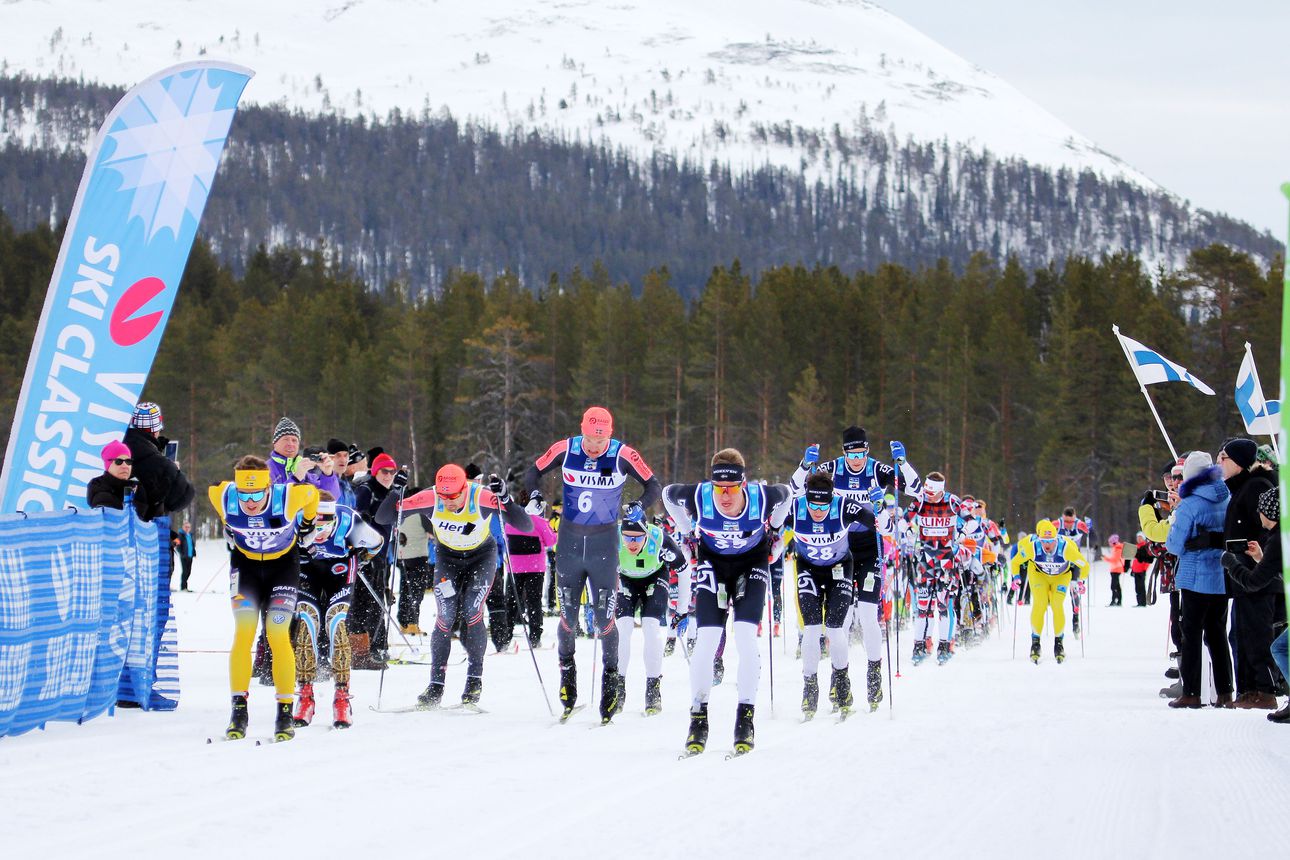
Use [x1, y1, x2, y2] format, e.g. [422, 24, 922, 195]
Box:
[577, 490, 594, 514]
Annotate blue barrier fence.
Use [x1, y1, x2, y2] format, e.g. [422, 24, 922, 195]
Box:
[0, 506, 168, 738]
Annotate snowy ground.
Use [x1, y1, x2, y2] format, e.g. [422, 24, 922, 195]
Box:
[3, 547, 1287, 858]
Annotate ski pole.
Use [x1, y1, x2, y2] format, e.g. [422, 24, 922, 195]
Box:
[355, 561, 420, 654]
[766, 570, 775, 718]
[589, 590, 604, 715]
[194, 556, 231, 602]
[1011, 583, 1021, 660]
[502, 540, 555, 716]
[884, 613, 894, 718]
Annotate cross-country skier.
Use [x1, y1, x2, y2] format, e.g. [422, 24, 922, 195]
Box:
[209, 456, 319, 742]
[663, 448, 792, 756]
[1054, 507, 1091, 636]
[790, 470, 882, 718]
[954, 496, 990, 642]
[615, 518, 689, 714]
[1009, 519, 1089, 663]
[524, 406, 661, 722]
[292, 491, 384, 729]
[904, 472, 964, 665]
[790, 426, 921, 503]
[381, 466, 531, 709]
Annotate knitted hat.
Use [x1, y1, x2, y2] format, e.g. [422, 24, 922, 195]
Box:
[326, 438, 349, 455]
[101, 440, 131, 469]
[1258, 486, 1279, 522]
[841, 426, 868, 451]
[1221, 437, 1257, 471]
[581, 406, 614, 438]
[1182, 450, 1213, 482]
[370, 453, 397, 473]
[621, 519, 647, 536]
[130, 401, 163, 433]
[272, 417, 301, 444]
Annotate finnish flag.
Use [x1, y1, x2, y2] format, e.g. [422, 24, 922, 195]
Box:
[1235, 343, 1280, 436]
[1113, 326, 1215, 395]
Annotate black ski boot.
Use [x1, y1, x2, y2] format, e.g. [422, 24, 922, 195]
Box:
[599, 669, 622, 724]
[832, 668, 854, 715]
[911, 640, 928, 666]
[417, 682, 445, 710]
[732, 703, 755, 755]
[828, 670, 839, 708]
[462, 676, 483, 706]
[802, 675, 819, 720]
[1054, 635, 1065, 664]
[644, 676, 663, 715]
[866, 660, 883, 712]
[683, 703, 709, 756]
[936, 640, 952, 665]
[664, 638, 676, 657]
[1029, 635, 1042, 665]
[558, 658, 578, 718]
[273, 700, 295, 742]
[225, 694, 249, 740]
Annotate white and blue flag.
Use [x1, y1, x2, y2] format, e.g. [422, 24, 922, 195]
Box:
[1113, 326, 1216, 396]
[1236, 343, 1280, 436]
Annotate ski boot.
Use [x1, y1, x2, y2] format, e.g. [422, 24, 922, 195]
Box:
[828, 671, 839, 709]
[1054, 635, 1065, 664]
[462, 677, 483, 706]
[732, 703, 756, 755]
[645, 676, 663, 715]
[664, 638, 676, 657]
[225, 694, 249, 740]
[417, 682, 445, 710]
[1071, 613, 1081, 638]
[682, 704, 709, 756]
[911, 640, 928, 666]
[802, 675, 819, 720]
[866, 660, 883, 712]
[713, 656, 725, 686]
[936, 640, 952, 665]
[292, 683, 315, 727]
[599, 669, 622, 724]
[832, 668, 854, 717]
[333, 685, 353, 728]
[1029, 635, 1041, 665]
[559, 658, 578, 720]
[273, 700, 296, 742]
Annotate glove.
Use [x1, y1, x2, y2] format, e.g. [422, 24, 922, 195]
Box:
[487, 473, 508, 501]
[1075, 580, 1086, 595]
[1140, 490, 1157, 509]
[868, 485, 884, 509]
[671, 612, 689, 633]
[296, 517, 315, 542]
[802, 443, 820, 467]
[623, 501, 645, 524]
[528, 489, 544, 506]
[890, 440, 906, 463]
[398, 532, 407, 546]
[1009, 577, 1020, 593]
[391, 468, 409, 491]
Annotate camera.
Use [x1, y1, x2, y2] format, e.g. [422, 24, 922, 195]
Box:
[1226, 539, 1250, 553]
[1153, 490, 1170, 502]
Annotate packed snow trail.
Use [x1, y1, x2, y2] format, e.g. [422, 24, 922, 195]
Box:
[2, 549, 1287, 857]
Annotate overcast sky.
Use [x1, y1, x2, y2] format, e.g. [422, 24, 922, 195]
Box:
[876, 0, 1289, 239]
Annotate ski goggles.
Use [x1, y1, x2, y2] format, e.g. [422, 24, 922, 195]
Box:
[843, 449, 868, 460]
[622, 532, 647, 544]
[806, 501, 831, 512]
[712, 482, 743, 496]
[237, 489, 267, 503]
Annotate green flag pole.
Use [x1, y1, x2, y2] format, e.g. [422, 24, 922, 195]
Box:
[1280, 183, 1290, 624]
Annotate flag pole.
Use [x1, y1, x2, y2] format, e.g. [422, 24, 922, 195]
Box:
[1243, 341, 1282, 460]
[1113, 325, 1179, 461]
[1278, 183, 1290, 630]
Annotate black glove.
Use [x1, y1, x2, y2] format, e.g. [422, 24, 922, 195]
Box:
[296, 517, 315, 542]
[1220, 551, 1243, 573]
[1141, 490, 1157, 508]
[398, 532, 407, 547]
[670, 611, 689, 631]
[487, 473, 509, 502]
[391, 468, 409, 492]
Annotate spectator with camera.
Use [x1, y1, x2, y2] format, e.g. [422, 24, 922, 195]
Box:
[122, 401, 195, 520]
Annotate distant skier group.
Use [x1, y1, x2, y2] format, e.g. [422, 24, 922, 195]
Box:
[206, 402, 1092, 753]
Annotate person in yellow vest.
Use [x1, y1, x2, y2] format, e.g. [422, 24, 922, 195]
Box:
[209, 455, 319, 741]
[380, 465, 531, 710]
[1009, 519, 1088, 664]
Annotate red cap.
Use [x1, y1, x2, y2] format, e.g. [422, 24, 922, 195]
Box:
[436, 464, 467, 496]
[370, 453, 397, 473]
[581, 406, 613, 438]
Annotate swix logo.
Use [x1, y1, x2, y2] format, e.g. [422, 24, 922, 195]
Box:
[109, 276, 166, 346]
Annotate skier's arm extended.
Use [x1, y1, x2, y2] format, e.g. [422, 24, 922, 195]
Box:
[525, 439, 568, 497]
[764, 483, 793, 530]
[619, 444, 662, 510]
[481, 488, 534, 532]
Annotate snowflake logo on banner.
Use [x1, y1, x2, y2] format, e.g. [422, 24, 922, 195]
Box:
[101, 70, 238, 242]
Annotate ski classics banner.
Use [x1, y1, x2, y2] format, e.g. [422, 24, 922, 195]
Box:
[0, 61, 253, 513]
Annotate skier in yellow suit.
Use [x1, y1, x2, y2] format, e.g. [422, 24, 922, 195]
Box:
[1009, 519, 1088, 664]
[209, 455, 319, 741]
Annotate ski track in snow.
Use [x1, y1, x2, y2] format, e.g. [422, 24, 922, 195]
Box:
[2, 548, 1287, 857]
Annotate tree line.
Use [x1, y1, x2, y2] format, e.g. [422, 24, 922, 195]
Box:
[0, 208, 1280, 539]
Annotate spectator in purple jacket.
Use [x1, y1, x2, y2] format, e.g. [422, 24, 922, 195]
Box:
[266, 416, 340, 497]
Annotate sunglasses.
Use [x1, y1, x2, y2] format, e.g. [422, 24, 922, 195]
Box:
[844, 449, 868, 459]
[378, 468, 397, 475]
[438, 489, 464, 501]
[623, 533, 647, 542]
[112, 457, 133, 466]
[806, 501, 831, 511]
[713, 483, 742, 495]
[237, 489, 267, 502]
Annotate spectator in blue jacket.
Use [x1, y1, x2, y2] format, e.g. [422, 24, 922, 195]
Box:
[1165, 450, 1234, 709]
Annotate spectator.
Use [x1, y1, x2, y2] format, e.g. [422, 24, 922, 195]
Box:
[123, 401, 195, 519]
[1165, 451, 1233, 709]
[266, 418, 340, 498]
[1218, 437, 1277, 709]
[176, 521, 197, 591]
[1142, 459, 1184, 694]
[86, 440, 150, 518]
[504, 493, 559, 648]
[351, 452, 405, 668]
[1130, 531, 1151, 607]
[1220, 486, 1287, 721]
[1102, 534, 1125, 607]
[326, 438, 357, 508]
[397, 493, 434, 636]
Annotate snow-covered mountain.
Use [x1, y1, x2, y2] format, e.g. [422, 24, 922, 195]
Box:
[2, 0, 1154, 187]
